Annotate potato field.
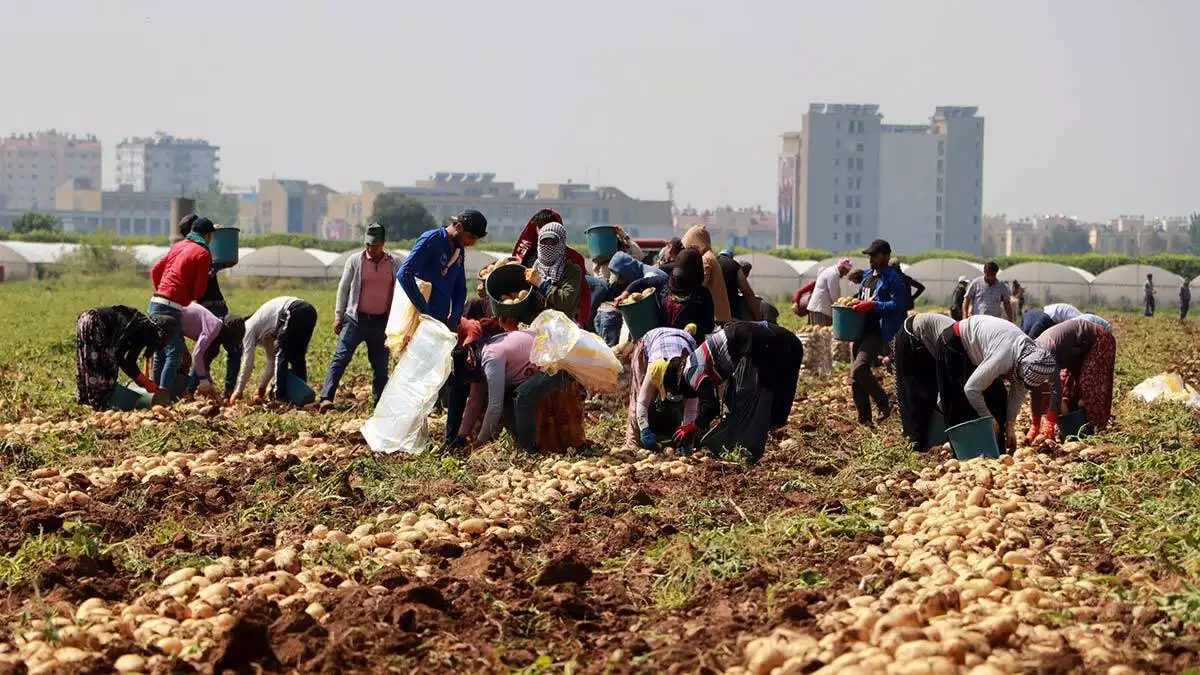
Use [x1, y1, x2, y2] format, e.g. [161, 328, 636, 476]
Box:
[2, 278, 1200, 674]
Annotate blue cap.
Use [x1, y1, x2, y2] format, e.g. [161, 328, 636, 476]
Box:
[718, 248, 735, 258]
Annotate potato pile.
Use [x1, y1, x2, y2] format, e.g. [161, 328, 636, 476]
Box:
[795, 327, 833, 374]
[833, 296, 858, 307]
[478, 256, 518, 279]
[0, 432, 361, 515]
[619, 288, 656, 306]
[499, 288, 531, 304]
[729, 441, 1147, 675]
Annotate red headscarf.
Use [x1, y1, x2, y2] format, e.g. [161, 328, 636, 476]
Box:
[512, 209, 591, 324]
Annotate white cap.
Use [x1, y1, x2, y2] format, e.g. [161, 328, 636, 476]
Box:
[957, 276, 969, 283]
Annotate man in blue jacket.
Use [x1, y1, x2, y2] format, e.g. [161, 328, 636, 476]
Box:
[850, 239, 907, 426]
[396, 209, 487, 331]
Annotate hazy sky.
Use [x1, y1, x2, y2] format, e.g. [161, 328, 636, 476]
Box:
[2, 1, 1195, 220]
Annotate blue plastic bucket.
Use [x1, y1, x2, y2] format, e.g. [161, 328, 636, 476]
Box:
[285, 372, 316, 405]
[210, 227, 240, 267]
[1058, 409, 1089, 440]
[831, 305, 866, 341]
[585, 226, 619, 262]
[945, 416, 1001, 460]
[925, 410, 947, 449]
[619, 292, 660, 340]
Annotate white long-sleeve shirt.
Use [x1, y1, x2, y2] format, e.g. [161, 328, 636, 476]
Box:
[1043, 303, 1081, 324]
[807, 266, 843, 315]
[956, 315, 1035, 423]
[910, 313, 955, 353]
[233, 296, 300, 398]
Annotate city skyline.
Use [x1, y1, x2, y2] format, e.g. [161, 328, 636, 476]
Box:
[0, 0, 1196, 221]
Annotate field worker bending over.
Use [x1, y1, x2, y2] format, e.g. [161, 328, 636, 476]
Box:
[807, 258, 852, 326]
[148, 216, 214, 390]
[660, 321, 803, 463]
[179, 303, 245, 400]
[1043, 302, 1081, 324]
[75, 306, 176, 409]
[681, 225, 731, 324]
[231, 297, 318, 404]
[627, 326, 699, 450]
[623, 249, 715, 341]
[935, 315, 1058, 453]
[319, 224, 402, 410]
[451, 330, 574, 453]
[1030, 319, 1116, 439]
[1019, 308, 1056, 340]
[528, 223, 584, 322]
[892, 312, 955, 452]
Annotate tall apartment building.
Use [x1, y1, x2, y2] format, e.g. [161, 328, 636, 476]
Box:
[116, 132, 219, 196]
[355, 172, 673, 241]
[0, 130, 102, 211]
[779, 104, 984, 254]
[254, 179, 338, 236]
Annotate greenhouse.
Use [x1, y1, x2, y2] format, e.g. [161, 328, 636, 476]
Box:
[906, 258, 984, 308]
[1091, 264, 1182, 310]
[997, 262, 1092, 306]
[736, 254, 804, 298]
[230, 246, 332, 279]
[0, 243, 34, 282]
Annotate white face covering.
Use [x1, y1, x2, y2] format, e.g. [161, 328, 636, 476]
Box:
[534, 223, 568, 285]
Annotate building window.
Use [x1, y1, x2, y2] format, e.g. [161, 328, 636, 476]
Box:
[846, 213, 853, 226]
[937, 159, 944, 174]
[973, 215, 979, 225]
[937, 177, 944, 193]
[856, 143, 864, 152]
[856, 158, 864, 171]
[938, 140, 945, 156]
[833, 232, 839, 241]
[834, 177, 839, 186]
[836, 120, 841, 129]
[834, 158, 840, 168]
[834, 194, 839, 205]
[834, 214, 840, 223]
[855, 232, 861, 245]
[836, 139, 841, 149]
[936, 215, 943, 228]
[936, 196, 943, 210]
[936, 234, 942, 248]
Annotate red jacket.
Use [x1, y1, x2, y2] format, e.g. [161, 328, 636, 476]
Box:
[513, 222, 592, 325]
[151, 239, 212, 306]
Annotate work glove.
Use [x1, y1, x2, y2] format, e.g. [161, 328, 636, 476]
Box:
[639, 427, 659, 450]
[133, 373, 158, 394]
[1027, 415, 1042, 443]
[672, 422, 698, 444]
[852, 300, 876, 314]
[1041, 411, 1059, 440]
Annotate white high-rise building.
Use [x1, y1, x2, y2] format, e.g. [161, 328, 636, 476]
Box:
[779, 104, 984, 254]
[116, 132, 219, 196]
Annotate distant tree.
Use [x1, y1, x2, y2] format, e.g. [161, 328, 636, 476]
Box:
[191, 182, 239, 229]
[371, 193, 436, 241]
[1189, 213, 1200, 255]
[1042, 224, 1092, 254]
[11, 211, 58, 234]
[1142, 230, 1168, 255]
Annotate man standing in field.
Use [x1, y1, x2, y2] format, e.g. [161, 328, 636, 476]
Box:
[849, 240, 907, 426]
[807, 258, 852, 326]
[1144, 273, 1156, 317]
[1181, 280, 1191, 323]
[963, 261, 1013, 322]
[148, 216, 215, 391]
[319, 224, 403, 410]
[397, 209, 487, 332]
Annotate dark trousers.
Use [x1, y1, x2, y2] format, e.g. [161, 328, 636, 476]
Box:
[147, 302, 184, 390]
[1145, 296, 1155, 316]
[851, 331, 889, 423]
[320, 313, 390, 404]
[274, 300, 317, 401]
[717, 358, 774, 463]
[894, 320, 938, 451]
[443, 369, 471, 442]
[509, 371, 571, 451]
[1182, 301, 1189, 320]
[935, 327, 1009, 452]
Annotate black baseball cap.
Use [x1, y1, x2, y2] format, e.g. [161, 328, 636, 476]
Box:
[190, 217, 216, 235]
[862, 239, 891, 255]
[365, 223, 386, 245]
[454, 209, 488, 238]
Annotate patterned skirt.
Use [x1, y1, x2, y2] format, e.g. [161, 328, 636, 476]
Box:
[75, 310, 119, 410]
[1061, 328, 1116, 430]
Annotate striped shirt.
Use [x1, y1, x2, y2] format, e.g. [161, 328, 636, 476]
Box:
[683, 327, 734, 392]
[641, 327, 697, 362]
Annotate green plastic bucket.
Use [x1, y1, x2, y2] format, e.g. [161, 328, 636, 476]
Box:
[486, 263, 540, 324]
[285, 373, 316, 406]
[831, 305, 866, 341]
[925, 410, 947, 449]
[618, 291, 660, 340]
[110, 383, 152, 411]
[585, 226, 619, 262]
[1058, 409, 1089, 440]
[209, 227, 240, 267]
[945, 416, 1000, 460]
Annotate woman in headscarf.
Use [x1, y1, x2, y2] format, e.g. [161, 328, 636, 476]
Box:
[625, 248, 715, 341]
[627, 325, 698, 450]
[76, 305, 176, 409]
[655, 238, 683, 266]
[528, 222, 583, 322]
[659, 321, 804, 463]
[934, 314, 1058, 453]
[1019, 308, 1056, 340]
[681, 224, 731, 324]
[1073, 313, 1112, 331]
[893, 312, 955, 451]
[1030, 319, 1116, 439]
[512, 209, 590, 323]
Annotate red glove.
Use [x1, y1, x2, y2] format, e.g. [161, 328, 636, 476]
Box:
[134, 373, 159, 394]
[1041, 411, 1059, 439]
[853, 300, 876, 314]
[673, 423, 698, 444]
[1027, 414, 1042, 442]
